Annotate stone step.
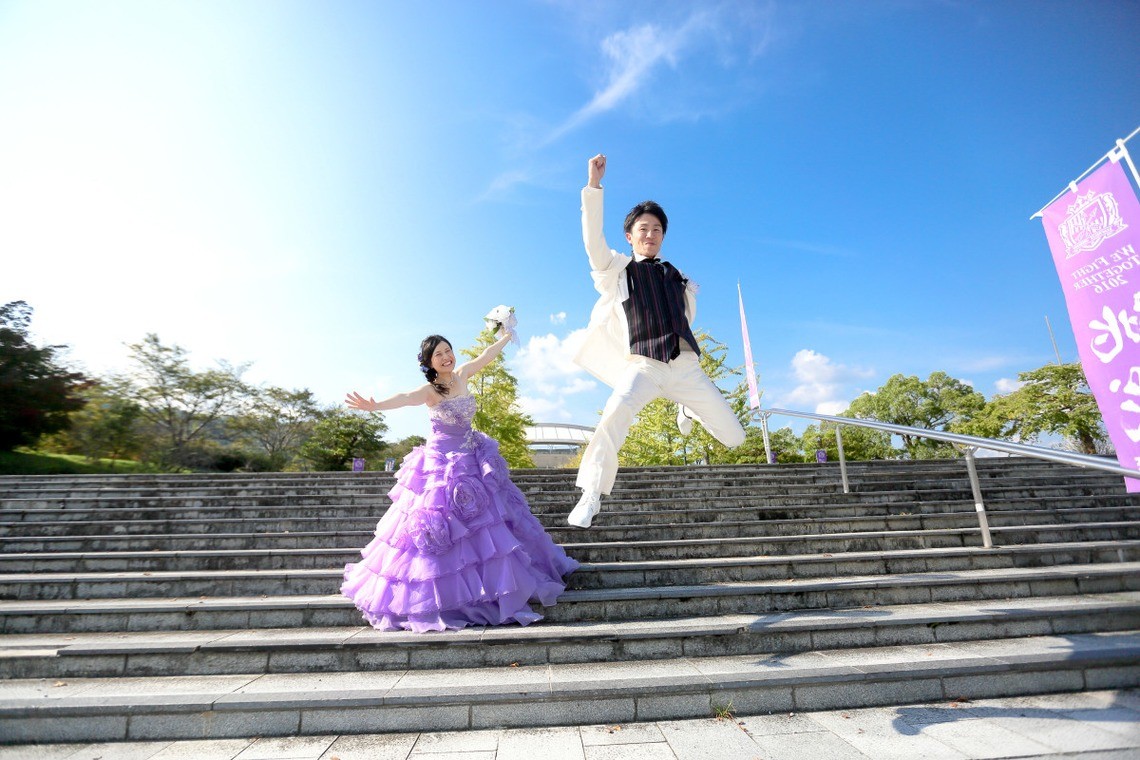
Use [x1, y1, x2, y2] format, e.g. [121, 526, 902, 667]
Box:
[4, 538, 1134, 575]
[5, 502, 1137, 543]
[5, 492, 1136, 527]
[3, 542, 1138, 599]
[0, 457, 1122, 489]
[3, 562, 1138, 633]
[3, 520, 1136, 559]
[3, 476, 1131, 510]
[2, 630, 1137, 743]
[0, 457, 1090, 490]
[2, 592, 1137, 680]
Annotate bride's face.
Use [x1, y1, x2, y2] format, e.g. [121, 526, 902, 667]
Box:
[431, 342, 455, 375]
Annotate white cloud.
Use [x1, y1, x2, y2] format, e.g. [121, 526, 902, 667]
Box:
[515, 330, 589, 392]
[792, 349, 841, 384]
[542, 6, 776, 144]
[816, 400, 849, 416]
[518, 395, 574, 422]
[562, 376, 597, 395]
[512, 329, 599, 417]
[550, 311, 567, 325]
[511, 330, 605, 426]
[545, 23, 684, 144]
[779, 348, 872, 415]
[995, 377, 1024, 394]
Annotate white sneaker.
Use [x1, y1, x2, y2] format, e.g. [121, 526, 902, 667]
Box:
[568, 490, 602, 528]
[677, 405, 693, 435]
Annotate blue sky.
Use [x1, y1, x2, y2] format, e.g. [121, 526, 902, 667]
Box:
[2, 1, 1138, 442]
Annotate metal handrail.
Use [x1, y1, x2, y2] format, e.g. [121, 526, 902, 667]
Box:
[752, 406, 1140, 550]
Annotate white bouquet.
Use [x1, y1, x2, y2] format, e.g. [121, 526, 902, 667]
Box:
[484, 305, 519, 346]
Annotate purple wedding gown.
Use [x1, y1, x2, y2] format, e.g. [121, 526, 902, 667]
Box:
[342, 394, 579, 632]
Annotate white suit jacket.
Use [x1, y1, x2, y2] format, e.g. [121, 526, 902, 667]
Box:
[573, 186, 698, 388]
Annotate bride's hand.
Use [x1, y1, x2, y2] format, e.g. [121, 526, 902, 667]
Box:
[345, 391, 378, 412]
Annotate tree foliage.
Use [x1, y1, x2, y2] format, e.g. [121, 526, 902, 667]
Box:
[0, 301, 88, 451]
[959, 362, 1108, 454]
[802, 421, 898, 462]
[41, 381, 143, 465]
[119, 334, 249, 467]
[299, 408, 388, 471]
[461, 328, 535, 468]
[230, 386, 322, 470]
[845, 371, 985, 459]
[721, 423, 802, 464]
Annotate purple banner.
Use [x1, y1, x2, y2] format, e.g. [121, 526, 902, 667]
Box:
[1041, 158, 1140, 490]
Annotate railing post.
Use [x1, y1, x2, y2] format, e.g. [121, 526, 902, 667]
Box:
[963, 447, 993, 549]
[835, 425, 850, 494]
[760, 412, 773, 465]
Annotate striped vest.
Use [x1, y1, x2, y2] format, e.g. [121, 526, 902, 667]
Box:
[623, 257, 700, 362]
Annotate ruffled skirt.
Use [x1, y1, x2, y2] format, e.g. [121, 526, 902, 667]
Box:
[341, 430, 579, 632]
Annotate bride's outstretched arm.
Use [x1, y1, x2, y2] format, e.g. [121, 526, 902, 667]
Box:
[345, 385, 431, 412]
[458, 331, 513, 379]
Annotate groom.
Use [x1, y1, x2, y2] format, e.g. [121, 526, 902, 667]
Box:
[568, 154, 746, 528]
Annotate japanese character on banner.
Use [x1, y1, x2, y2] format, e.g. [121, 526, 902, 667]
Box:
[1089, 292, 1140, 364]
[1110, 365, 1140, 443]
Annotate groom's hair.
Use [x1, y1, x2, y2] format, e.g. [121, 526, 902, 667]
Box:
[623, 200, 668, 236]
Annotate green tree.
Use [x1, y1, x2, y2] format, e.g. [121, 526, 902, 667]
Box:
[461, 328, 535, 468]
[0, 301, 88, 451]
[298, 408, 388, 471]
[230, 386, 321, 470]
[959, 362, 1108, 454]
[618, 396, 687, 466]
[119, 334, 249, 467]
[802, 421, 898, 462]
[618, 330, 746, 466]
[845, 371, 985, 459]
[42, 381, 143, 465]
[721, 423, 803, 464]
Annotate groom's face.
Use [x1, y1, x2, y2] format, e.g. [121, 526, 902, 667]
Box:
[626, 213, 665, 259]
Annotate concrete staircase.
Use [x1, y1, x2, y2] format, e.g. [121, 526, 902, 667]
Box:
[1, 457, 1139, 743]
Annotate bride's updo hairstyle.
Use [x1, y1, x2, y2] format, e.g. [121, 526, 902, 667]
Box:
[418, 335, 452, 396]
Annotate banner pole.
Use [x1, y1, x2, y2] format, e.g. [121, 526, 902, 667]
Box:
[1031, 126, 1140, 220]
[737, 281, 761, 410]
[1118, 141, 1140, 189]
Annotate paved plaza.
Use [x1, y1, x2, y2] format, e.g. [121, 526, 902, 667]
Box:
[3, 688, 1138, 760]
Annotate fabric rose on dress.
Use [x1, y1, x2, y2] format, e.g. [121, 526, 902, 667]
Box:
[449, 476, 489, 521]
[476, 438, 510, 489]
[407, 509, 452, 555]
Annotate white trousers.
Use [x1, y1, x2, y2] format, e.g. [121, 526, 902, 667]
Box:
[576, 352, 746, 495]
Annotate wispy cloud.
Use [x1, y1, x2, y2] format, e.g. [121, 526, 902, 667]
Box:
[544, 23, 688, 145]
[484, 5, 778, 197]
[550, 311, 567, 325]
[477, 167, 537, 203]
[756, 238, 859, 258]
[542, 5, 777, 145]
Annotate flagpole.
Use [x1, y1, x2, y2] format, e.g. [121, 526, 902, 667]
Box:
[1119, 139, 1140, 188]
[1031, 126, 1140, 220]
[737, 281, 761, 411]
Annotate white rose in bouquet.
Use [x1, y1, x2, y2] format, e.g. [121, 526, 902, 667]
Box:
[484, 305, 519, 346]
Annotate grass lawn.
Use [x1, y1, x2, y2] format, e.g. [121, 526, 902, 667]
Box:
[0, 449, 156, 475]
